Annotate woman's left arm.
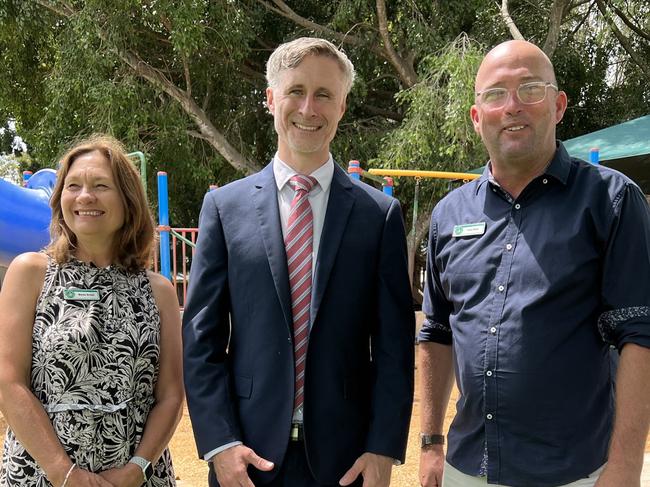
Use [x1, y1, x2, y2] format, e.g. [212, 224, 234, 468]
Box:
[100, 272, 183, 486]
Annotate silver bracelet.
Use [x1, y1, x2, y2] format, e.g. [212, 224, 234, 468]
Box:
[60, 463, 76, 487]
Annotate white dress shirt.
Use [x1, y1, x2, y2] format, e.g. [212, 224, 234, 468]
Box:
[274, 153, 334, 277]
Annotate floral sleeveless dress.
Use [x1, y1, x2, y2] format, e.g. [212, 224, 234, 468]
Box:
[1, 257, 175, 486]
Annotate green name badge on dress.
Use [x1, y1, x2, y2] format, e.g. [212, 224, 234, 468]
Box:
[63, 289, 100, 301]
[452, 222, 486, 237]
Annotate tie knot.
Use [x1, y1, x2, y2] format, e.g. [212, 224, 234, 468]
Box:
[289, 174, 318, 194]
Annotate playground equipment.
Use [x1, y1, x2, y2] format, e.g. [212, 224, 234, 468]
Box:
[362, 165, 480, 288]
[0, 169, 56, 268]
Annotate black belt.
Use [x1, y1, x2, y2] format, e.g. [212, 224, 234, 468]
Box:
[290, 423, 304, 442]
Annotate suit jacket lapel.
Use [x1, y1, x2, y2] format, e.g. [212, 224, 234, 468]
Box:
[311, 164, 355, 323]
[252, 163, 293, 332]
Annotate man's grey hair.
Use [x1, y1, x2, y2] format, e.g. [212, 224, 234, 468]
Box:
[266, 37, 356, 95]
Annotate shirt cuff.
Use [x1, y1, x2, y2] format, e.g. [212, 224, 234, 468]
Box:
[204, 441, 243, 462]
[418, 317, 452, 344]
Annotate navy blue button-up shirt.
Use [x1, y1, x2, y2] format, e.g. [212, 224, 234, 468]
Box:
[420, 142, 650, 486]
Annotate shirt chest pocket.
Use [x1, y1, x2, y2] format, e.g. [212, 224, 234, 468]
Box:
[438, 232, 501, 274]
[437, 236, 499, 313]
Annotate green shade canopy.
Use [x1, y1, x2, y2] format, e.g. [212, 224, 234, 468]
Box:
[563, 115, 650, 162]
[564, 115, 650, 194]
[468, 115, 650, 193]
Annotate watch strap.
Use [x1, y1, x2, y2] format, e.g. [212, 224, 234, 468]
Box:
[420, 433, 445, 448]
[129, 456, 153, 482]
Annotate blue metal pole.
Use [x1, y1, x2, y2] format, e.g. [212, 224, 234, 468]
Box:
[22, 171, 33, 186]
[589, 148, 600, 165]
[157, 171, 171, 281]
[348, 160, 361, 180]
[382, 177, 394, 196]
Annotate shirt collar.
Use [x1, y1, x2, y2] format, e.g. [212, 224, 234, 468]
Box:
[475, 140, 572, 195]
[273, 153, 334, 194]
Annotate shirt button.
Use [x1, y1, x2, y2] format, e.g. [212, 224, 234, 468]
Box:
[486, 370, 493, 377]
[486, 413, 493, 420]
[490, 326, 497, 334]
[506, 244, 513, 251]
[514, 203, 521, 210]
[498, 285, 505, 292]
[543, 178, 548, 184]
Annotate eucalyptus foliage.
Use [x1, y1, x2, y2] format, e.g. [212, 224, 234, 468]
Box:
[0, 0, 648, 263]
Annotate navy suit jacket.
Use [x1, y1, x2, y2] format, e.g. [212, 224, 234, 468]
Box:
[182, 162, 414, 485]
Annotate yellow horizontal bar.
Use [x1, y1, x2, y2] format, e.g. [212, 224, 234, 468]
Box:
[367, 169, 481, 180]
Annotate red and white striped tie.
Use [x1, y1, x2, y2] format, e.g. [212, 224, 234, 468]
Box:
[285, 174, 318, 411]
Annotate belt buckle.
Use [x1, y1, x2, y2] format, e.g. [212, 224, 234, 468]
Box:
[290, 423, 302, 442]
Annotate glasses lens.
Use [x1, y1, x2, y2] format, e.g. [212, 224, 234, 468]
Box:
[480, 88, 507, 107]
[517, 83, 547, 104]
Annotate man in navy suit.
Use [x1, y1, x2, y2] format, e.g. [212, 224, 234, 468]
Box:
[182, 37, 414, 487]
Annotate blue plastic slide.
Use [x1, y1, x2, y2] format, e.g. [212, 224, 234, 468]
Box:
[0, 169, 56, 269]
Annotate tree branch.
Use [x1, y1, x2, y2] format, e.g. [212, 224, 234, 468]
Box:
[375, 0, 418, 87]
[567, 0, 595, 12]
[202, 82, 212, 112]
[500, 0, 525, 40]
[542, 0, 572, 57]
[256, 0, 418, 87]
[257, 0, 371, 50]
[609, 2, 650, 42]
[38, 0, 75, 18]
[35, 0, 74, 17]
[239, 63, 266, 82]
[187, 130, 211, 142]
[567, 1, 597, 38]
[34, 0, 262, 175]
[120, 49, 261, 174]
[360, 103, 403, 122]
[183, 55, 192, 98]
[595, 0, 650, 80]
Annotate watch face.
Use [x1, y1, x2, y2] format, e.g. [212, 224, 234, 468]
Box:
[130, 457, 153, 481]
[421, 434, 444, 447]
[144, 463, 154, 481]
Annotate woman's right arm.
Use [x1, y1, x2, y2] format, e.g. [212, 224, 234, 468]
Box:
[0, 253, 112, 487]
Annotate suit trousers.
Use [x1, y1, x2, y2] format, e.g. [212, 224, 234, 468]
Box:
[442, 461, 605, 487]
[265, 441, 363, 487]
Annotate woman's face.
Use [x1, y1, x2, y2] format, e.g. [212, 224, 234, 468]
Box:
[60, 150, 125, 246]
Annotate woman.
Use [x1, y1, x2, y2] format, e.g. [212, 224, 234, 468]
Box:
[0, 135, 183, 486]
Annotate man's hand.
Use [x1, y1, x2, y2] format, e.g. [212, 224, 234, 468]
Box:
[339, 452, 393, 487]
[593, 463, 641, 487]
[99, 463, 144, 487]
[419, 446, 445, 487]
[213, 444, 274, 487]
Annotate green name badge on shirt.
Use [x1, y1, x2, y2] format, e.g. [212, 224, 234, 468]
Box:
[452, 222, 486, 237]
[63, 289, 100, 301]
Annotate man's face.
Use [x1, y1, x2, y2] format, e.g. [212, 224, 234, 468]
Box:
[470, 43, 567, 168]
[266, 55, 347, 168]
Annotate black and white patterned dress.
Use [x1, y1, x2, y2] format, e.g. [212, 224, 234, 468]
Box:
[1, 257, 175, 486]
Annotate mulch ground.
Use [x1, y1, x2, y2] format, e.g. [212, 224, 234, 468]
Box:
[2, 346, 649, 486]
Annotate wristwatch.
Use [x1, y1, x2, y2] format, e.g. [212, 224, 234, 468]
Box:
[420, 433, 445, 448]
[129, 456, 153, 483]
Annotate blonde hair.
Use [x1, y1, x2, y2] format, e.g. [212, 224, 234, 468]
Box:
[266, 37, 356, 94]
[47, 135, 155, 272]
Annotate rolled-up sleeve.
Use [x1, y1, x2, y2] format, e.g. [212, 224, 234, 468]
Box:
[419, 216, 453, 344]
[598, 184, 650, 350]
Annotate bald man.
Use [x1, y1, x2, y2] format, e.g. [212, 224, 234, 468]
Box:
[418, 40, 650, 487]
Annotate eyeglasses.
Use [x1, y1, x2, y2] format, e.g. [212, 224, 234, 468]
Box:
[475, 82, 558, 109]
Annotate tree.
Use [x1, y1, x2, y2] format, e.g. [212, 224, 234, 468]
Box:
[0, 154, 20, 184]
[0, 0, 648, 291]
